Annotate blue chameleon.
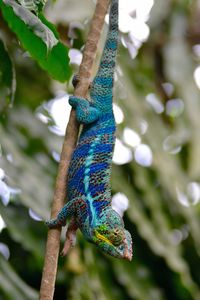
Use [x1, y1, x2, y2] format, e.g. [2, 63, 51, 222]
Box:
[46, 0, 132, 261]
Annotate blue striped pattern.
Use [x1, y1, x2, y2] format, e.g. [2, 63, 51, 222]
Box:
[68, 0, 119, 233]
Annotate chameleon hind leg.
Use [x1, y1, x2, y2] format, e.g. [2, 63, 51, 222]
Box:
[46, 200, 75, 228]
[69, 96, 101, 124]
[61, 217, 78, 256]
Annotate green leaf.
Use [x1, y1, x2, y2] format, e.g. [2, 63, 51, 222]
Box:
[0, 38, 16, 110]
[0, 0, 71, 82]
[3, 0, 58, 49]
[17, 0, 47, 14]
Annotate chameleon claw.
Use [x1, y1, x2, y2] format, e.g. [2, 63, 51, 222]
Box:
[72, 74, 80, 88]
[72, 74, 92, 89]
[45, 219, 61, 229]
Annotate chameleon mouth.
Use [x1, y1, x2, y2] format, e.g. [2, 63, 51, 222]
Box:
[123, 250, 132, 261]
[121, 234, 132, 261]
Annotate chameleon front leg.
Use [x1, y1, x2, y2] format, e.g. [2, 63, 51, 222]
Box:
[61, 217, 78, 256]
[46, 200, 75, 228]
[69, 96, 101, 124]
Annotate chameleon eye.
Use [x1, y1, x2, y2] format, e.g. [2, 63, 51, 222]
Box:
[109, 228, 124, 246]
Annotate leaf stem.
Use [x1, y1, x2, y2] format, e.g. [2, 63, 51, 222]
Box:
[39, 1, 111, 299]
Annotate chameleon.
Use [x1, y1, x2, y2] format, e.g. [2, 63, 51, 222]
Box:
[46, 0, 132, 261]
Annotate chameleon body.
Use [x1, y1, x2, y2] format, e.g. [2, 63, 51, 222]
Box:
[47, 0, 132, 260]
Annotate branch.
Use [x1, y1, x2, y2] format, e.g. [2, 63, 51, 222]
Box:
[39, 1, 111, 299]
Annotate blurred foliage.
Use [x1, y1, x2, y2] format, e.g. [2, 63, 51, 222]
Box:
[1, 0, 200, 299]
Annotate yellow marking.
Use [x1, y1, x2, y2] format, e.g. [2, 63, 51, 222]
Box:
[95, 231, 113, 246]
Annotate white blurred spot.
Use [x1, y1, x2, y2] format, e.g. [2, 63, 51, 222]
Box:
[194, 66, 200, 89]
[181, 225, 189, 240]
[29, 209, 43, 221]
[113, 103, 124, 124]
[112, 192, 129, 217]
[170, 226, 190, 244]
[0, 169, 5, 180]
[119, 13, 135, 33]
[117, 0, 154, 59]
[170, 229, 183, 245]
[119, 0, 153, 32]
[121, 36, 139, 59]
[166, 99, 184, 118]
[49, 96, 70, 135]
[113, 139, 133, 165]
[187, 182, 200, 205]
[177, 189, 189, 207]
[6, 153, 13, 163]
[37, 93, 71, 136]
[0, 181, 21, 206]
[51, 150, 60, 162]
[139, 120, 148, 135]
[136, 0, 154, 21]
[0, 215, 6, 232]
[119, 0, 136, 14]
[128, 43, 138, 59]
[146, 93, 164, 114]
[176, 182, 200, 207]
[36, 112, 49, 124]
[163, 136, 182, 155]
[134, 144, 153, 167]
[0, 243, 10, 260]
[193, 44, 200, 57]
[129, 20, 150, 41]
[162, 82, 174, 97]
[48, 94, 71, 136]
[0, 180, 10, 206]
[123, 127, 141, 148]
[69, 49, 83, 65]
[128, 33, 142, 49]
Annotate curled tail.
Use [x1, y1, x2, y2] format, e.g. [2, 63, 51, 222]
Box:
[90, 0, 118, 109]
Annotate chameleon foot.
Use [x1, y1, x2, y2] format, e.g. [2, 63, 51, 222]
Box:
[61, 218, 78, 256]
[45, 218, 66, 228]
[45, 219, 60, 228]
[69, 96, 101, 124]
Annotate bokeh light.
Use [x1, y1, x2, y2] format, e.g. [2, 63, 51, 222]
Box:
[112, 192, 129, 217]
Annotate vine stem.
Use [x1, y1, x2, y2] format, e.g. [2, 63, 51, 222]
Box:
[39, 0, 111, 299]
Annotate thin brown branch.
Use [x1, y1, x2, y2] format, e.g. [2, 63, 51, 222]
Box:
[39, 1, 111, 299]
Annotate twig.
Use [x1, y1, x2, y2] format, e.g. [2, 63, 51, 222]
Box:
[39, 1, 111, 299]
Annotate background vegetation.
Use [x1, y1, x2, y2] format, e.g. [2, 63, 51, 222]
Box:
[1, 0, 200, 299]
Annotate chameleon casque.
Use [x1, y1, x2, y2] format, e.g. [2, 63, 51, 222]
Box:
[46, 0, 133, 261]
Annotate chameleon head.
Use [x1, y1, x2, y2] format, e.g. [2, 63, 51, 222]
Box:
[92, 224, 132, 261]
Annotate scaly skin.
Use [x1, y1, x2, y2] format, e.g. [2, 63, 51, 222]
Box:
[46, 0, 132, 261]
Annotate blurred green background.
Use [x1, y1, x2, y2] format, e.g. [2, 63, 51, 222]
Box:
[1, 0, 200, 299]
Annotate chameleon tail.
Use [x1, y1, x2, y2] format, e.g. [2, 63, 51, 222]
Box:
[97, 0, 118, 79]
[90, 0, 118, 105]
